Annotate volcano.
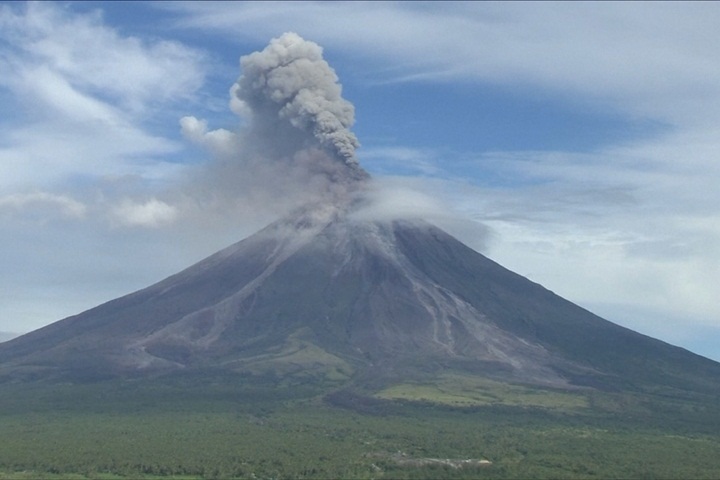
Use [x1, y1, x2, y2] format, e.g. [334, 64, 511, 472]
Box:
[2, 203, 719, 394]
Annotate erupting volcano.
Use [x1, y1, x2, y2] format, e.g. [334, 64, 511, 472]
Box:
[2, 34, 719, 397]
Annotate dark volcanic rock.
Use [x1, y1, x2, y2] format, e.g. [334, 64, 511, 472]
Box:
[2, 205, 719, 393]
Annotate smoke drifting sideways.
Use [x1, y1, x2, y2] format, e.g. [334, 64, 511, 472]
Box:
[181, 32, 369, 225]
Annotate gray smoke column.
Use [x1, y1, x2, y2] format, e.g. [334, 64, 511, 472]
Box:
[180, 33, 372, 226]
[234, 32, 367, 183]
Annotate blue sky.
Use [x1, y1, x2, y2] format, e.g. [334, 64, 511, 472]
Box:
[2, 2, 720, 361]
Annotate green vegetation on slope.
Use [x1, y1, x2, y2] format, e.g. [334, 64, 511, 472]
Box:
[374, 373, 589, 410]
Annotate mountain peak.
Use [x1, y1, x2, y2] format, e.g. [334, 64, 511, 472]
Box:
[2, 210, 720, 395]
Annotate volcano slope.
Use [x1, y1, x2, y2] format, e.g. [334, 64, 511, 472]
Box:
[1, 204, 720, 399]
[3, 206, 720, 479]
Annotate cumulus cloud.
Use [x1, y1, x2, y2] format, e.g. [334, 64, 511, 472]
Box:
[180, 115, 238, 157]
[112, 198, 178, 228]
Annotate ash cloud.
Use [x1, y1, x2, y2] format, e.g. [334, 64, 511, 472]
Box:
[235, 32, 363, 175]
[180, 33, 482, 240]
[183, 32, 369, 222]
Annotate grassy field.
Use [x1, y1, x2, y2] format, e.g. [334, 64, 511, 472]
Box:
[1, 371, 720, 479]
[374, 373, 590, 410]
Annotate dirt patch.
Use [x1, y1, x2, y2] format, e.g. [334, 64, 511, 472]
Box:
[369, 451, 492, 470]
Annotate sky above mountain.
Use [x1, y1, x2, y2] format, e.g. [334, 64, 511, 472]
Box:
[1, 2, 719, 361]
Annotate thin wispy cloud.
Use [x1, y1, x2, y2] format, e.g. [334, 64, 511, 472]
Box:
[167, 3, 720, 121]
[0, 2, 206, 191]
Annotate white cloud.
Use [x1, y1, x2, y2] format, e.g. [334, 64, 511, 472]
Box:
[16, 65, 121, 125]
[351, 176, 449, 221]
[112, 198, 178, 228]
[423, 139, 720, 336]
[180, 115, 238, 157]
[0, 191, 87, 219]
[359, 147, 443, 176]
[0, 2, 207, 190]
[0, 120, 182, 190]
[0, 3, 215, 333]
[0, 2, 205, 112]
[166, 2, 720, 126]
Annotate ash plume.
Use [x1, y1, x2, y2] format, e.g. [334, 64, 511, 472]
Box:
[182, 33, 369, 223]
[234, 32, 367, 183]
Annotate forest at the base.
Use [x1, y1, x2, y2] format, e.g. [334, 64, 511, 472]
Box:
[1, 370, 720, 479]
